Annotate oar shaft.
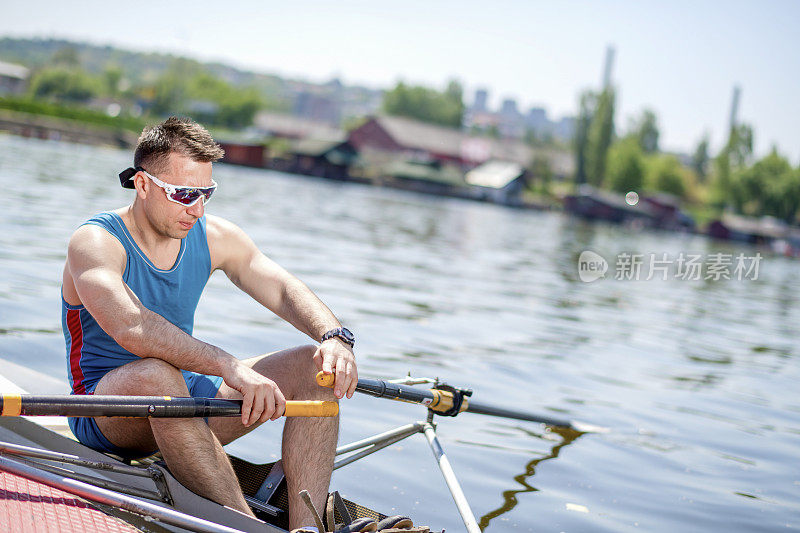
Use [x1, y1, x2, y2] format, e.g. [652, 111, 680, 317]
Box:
[317, 373, 450, 410]
[0, 394, 337, 418]
[317, 372, 583, 430]
[345, 376, 438, 404]
[464, 400, 574, 428]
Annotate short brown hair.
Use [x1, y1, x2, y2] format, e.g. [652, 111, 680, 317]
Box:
[134, 116, 224, 174]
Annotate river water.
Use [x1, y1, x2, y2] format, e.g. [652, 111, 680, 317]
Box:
[0, 133, 797, 532]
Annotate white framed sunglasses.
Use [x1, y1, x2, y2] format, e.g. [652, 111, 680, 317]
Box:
[118, 166, 217, 206]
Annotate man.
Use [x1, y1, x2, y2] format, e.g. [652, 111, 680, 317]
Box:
[61, 116, 357, 529]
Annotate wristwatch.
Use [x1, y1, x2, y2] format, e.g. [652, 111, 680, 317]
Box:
[321, 327, 355, 348]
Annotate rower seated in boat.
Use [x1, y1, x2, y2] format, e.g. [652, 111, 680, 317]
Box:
[60, 116, 358, 530]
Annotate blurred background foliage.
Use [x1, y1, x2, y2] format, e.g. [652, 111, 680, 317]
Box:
[1, 37, 799, 225]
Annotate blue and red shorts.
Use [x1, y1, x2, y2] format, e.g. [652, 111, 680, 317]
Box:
[68, 370, 224, 459]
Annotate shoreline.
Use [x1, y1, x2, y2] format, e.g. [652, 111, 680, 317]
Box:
[1, 122, 795, 258]
[0, 109, 137, 149]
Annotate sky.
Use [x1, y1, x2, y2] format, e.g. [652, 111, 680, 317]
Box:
[2, 0, 799, 161]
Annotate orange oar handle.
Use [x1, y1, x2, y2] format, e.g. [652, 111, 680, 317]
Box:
[316, 371, 336, 388]
[284, 400, 338, 417]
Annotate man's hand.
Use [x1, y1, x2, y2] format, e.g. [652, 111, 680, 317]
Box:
[222, 360, 286, 426]
[313, 339, 357, 399]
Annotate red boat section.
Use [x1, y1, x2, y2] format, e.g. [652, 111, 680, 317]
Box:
[0, 470, 138, 532]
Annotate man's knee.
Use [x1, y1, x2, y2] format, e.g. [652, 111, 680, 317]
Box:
[276, 345, 334, 399]
[291, 345, 322, 379]
[105, 358, 187, 395]
[296, 344, 317, 365]
[297, 345, 337, 399]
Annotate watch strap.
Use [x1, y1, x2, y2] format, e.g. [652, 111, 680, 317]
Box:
[321, 327, 354, 348]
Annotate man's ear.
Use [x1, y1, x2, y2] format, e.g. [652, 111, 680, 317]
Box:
[133, 171, 149, 201]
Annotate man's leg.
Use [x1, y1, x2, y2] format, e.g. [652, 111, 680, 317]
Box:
[92, 358, 255, 516]
[209, 345, 338, 529]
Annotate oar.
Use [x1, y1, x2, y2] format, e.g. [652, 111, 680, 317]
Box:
[0, 394, 338, 418]
[316, 372, 606, 433]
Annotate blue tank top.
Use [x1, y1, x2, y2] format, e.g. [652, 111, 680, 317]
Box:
[62, 212, 212, 394]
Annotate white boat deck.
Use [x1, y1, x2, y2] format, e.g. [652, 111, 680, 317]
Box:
[0, 372, 74, 437]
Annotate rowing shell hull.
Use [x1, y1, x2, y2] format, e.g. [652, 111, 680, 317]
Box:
[0, 415, 284, 532]
[0, 368, 392, 532]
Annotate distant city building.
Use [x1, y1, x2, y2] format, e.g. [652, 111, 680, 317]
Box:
[498, 98, 524, 138]
[500, 98, 519, 116]
[325, 78, 344, 93]
[293, 91, 341, 125]
[462, 88, 575, 143]
[525, 107, 548, 132]
[339, 85, 384, 123]
[473, 89, 488, 112]
[0, 61, 29, 95]
[551, 116, 576, 143]
[284, 77, 382, 127]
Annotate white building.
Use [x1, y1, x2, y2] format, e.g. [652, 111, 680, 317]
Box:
[0, 61, 29, 95]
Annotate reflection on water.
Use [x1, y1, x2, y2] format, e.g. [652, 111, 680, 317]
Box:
[0, 134, 798, 531]
[479, 427, 584, 530]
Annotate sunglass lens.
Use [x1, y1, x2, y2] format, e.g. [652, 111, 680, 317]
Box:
[170, 189, 203, 205]
[168, 186, 214, 205]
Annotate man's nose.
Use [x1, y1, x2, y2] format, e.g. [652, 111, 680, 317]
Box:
[187, 198, 204, 217]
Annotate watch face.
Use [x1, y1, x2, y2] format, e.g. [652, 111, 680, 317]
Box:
[341, 328, 355, 342]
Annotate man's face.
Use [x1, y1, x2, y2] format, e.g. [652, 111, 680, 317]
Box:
[138, 152, 214, 239]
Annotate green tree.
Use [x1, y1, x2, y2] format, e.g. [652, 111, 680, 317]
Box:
[103, 65, 123, 96]
[29, 67, 101, 103]
[728, 124, 754, 168]
[585, 87, 615, 187]
[778, 166, 800, 224]
[50, 46, 80, 67]
[146, 65, 263, 128]
[606, 137, 645, 193]
[216, 87, 262, 129]
[573, 90, 596, 185]
[185, 71, 262, 128]
[445, 79, 464, 116]
[525, 129, 557, 148]
[712, 150, 731, 207]
[148, 58, 204, 115]
[732, 148, 800, 222]
[648, 154, 689, 198]
[712, 122, 754, 207]
[382, 80, 464, 128]
[150, 73, 188, 116]
[691, 135, 710, 182]
[530, 154, 553, 194]
[630, 109, 659, 153]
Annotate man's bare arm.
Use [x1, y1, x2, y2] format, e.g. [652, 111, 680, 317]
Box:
[208, 216, 339, 338]
[207, 215, 358, 398]
[68, 225, 236, 375]
[67, 225, 285, 425]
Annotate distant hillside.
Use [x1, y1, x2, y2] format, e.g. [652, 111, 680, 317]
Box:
[0, 37, 383, 115]
[0, 37, 290, 103]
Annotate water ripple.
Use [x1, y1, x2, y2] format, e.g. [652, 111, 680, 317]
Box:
[0, 135, 798, 531]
